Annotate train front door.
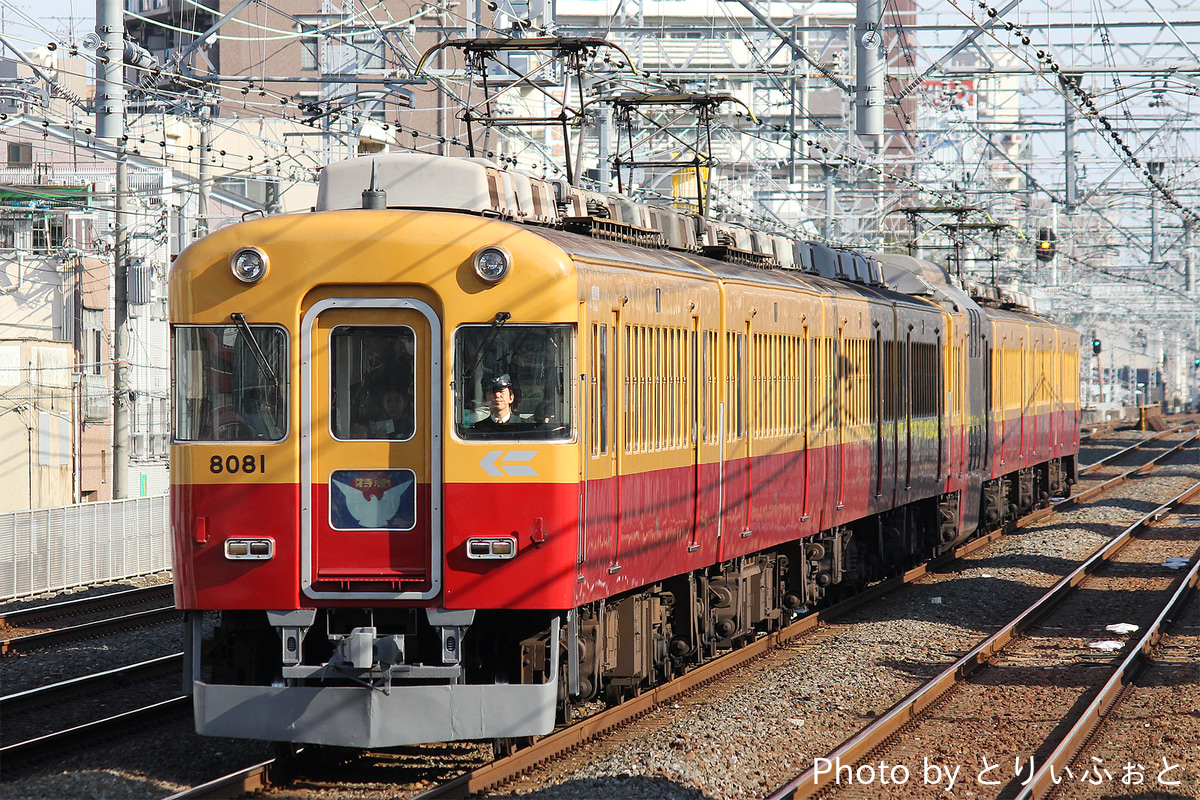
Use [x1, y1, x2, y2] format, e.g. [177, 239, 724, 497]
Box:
[300, 298, 442, 600]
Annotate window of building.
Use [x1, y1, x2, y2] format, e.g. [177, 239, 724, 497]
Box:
[82, 308, 104, 375]
[7, 142, 32, 166]
[299, 24, 318, 70]
[354, 34, 385, 71]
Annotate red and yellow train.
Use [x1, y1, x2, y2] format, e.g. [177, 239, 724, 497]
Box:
[170, 151, 1079, 748]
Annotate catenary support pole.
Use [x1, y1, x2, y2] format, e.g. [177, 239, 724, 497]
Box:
[97, 0, 129, 498]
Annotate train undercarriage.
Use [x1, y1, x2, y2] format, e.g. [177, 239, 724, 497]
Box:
[196, 456, 1075, 749]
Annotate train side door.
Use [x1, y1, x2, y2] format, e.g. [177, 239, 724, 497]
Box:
[688, 315, 703, 553]
[800, 324, 812, 523]
[581, 310, 619, 581]
[833, 325, 845, 519]
[695, 328, 723, 553]
[903, 329, 913, 490]
[300, 298, 441, 601]
[723, 325, 751, 548]
[873, 327, 884, 501]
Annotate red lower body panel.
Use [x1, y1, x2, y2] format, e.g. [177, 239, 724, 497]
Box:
[172, 482, 300, 610]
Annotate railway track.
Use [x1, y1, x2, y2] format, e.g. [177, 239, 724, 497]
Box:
[1030, 595, 1200, 800]
[0, 585, 177, 655]
[2, 696, 192, 764]
[1078, 424, 1198, 476]
[0, 655, 187, 763]
[768, 481, 1200, 800]
[161, 433, 1199, 800]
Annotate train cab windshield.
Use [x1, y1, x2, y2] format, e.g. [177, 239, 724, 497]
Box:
[455, 324, 572, 440]
[173, 325, 288, 442]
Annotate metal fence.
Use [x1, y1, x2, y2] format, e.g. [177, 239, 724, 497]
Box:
[0, 496, 171, 602]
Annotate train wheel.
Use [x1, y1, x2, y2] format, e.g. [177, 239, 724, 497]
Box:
[556, 662, 574, 724]
[492, 737, 519, 759]
[268, 741, 340, 782]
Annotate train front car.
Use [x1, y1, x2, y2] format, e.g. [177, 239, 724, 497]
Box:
[170, 156, 580, 748]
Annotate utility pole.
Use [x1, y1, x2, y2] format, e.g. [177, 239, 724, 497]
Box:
[1062, 74, 1080, 213]
[855, 0, 884, 152]
[97, 0, 129, 498]
[1148, 161, 1163, 265]
[196, 106, 211, 238]
[597, 102, 611, 189]
[1185, 223, 1195, 294]
[823, 163, 836, 240]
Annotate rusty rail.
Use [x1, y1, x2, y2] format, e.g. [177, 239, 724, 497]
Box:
[1014, 554, 1200, 799]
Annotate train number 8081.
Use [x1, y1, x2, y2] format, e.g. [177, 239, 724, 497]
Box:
[210, 455, 266, 475]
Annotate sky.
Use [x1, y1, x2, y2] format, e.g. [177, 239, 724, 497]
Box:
[2, 0, 95, 47]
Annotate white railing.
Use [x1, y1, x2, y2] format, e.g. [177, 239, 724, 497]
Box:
[0, 495, 171, 602]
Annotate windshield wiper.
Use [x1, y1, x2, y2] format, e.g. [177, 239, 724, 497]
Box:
[230, 312, 279, 387]
[464, 311, 511, 382]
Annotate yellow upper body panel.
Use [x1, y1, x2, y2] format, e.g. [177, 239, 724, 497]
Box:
[169, 209, 578, 326]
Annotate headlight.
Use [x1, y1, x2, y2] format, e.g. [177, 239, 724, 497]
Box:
[466, 536, 517, 560]
[231, 247, 269, 283]
[473, 246, 511, 283]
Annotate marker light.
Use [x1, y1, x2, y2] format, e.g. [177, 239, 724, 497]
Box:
[466, 536, 517, 560]
[224, 537, 274, 560]
[473, 246, 511, 283]
[231, 247, 269, 283]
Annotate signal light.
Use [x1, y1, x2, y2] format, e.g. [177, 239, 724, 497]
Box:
[1036, 227, 1057, 262]
[1092, 338, 1102, 355]
[1193, 357, 1200, 368]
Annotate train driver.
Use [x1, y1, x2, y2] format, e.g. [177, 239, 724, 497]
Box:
[472, 374, 519, 430]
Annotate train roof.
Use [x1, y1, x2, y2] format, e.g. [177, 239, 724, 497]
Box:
[316, 152, 1044, 317]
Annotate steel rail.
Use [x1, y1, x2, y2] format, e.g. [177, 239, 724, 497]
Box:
[1079, 425, 1197, 474]
[0, 607, 182, 655]
[410, 528, 1038, 799]
[168, 563, 956, 800]
[1055, 432, 1197, 513]
[0, 653, 182, 715]
[0, 696, 190, 762]
[0, 585, 174, 629]
[411, 577, 909, 799]
[161, 757, 281, 800]
[1014, 554, 1200, 800]
[766, 478, 1200, 800]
